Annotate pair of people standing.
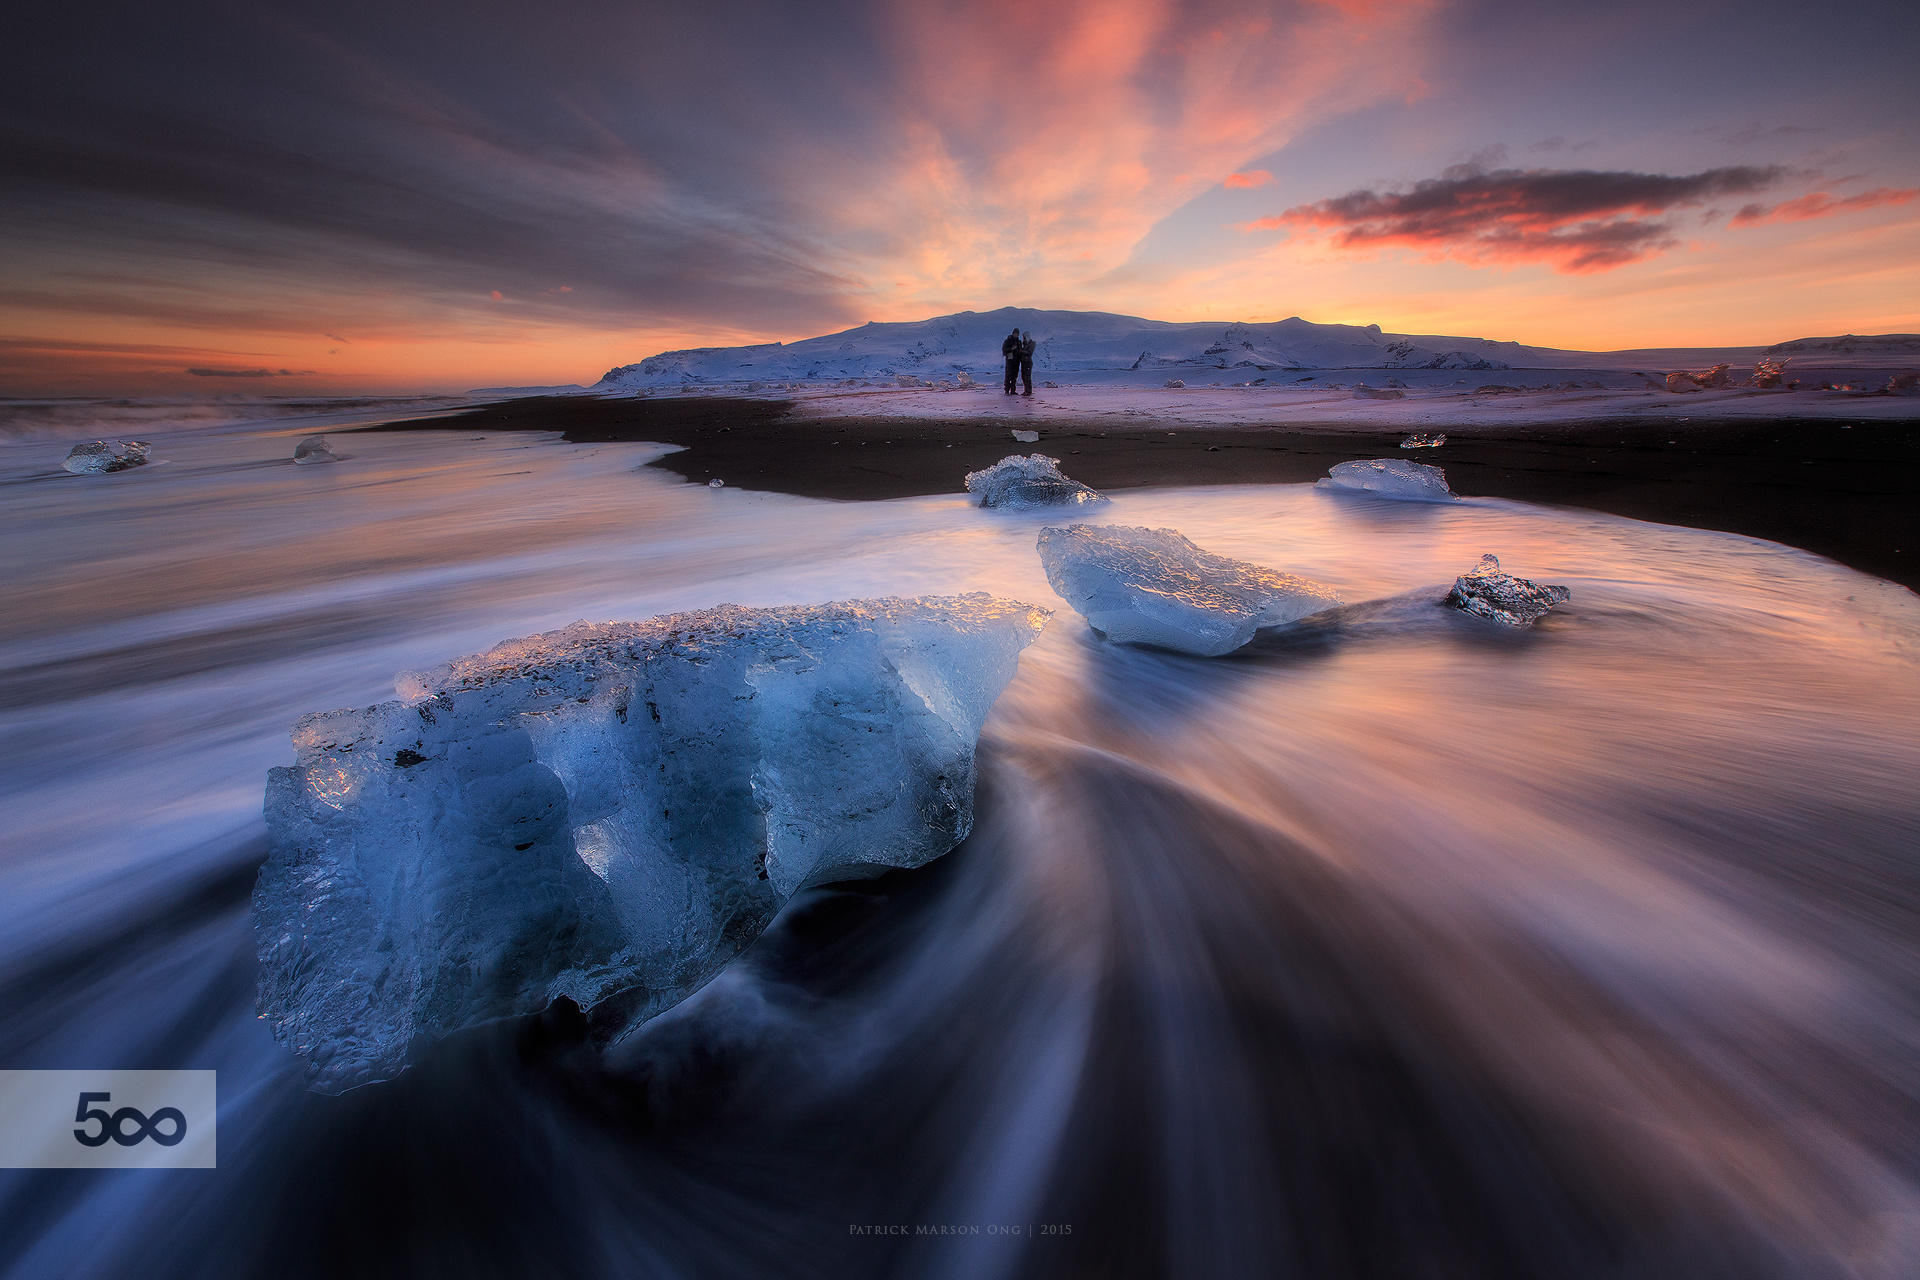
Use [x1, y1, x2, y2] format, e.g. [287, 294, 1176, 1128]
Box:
[1001, 327, 1036, 396]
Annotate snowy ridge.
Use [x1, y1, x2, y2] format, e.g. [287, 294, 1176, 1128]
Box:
[595, 307, 1551, 389]
[1763, 333, 1920, 364]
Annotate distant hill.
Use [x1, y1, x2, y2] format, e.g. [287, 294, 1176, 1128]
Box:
[590, 309, 1919, 389]
[1763, 334, 1920, 363]
[595, 307, 1548, 389]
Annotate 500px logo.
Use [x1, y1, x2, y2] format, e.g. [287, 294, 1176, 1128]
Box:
[0, 1071, 215, 1168]
[72, 1092, 188, 1148]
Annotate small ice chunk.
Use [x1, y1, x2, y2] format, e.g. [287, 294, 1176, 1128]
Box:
[1164, 378, 1185, 389]
[1037, 524, 1341, 656]
[254, 594, 1050, 1092]
[965, 454, 1106, 509]
[1320, 458, 1454, 501]
[1352, 384, 1405, 400]
[292, 435, 338, 464]
[708, 477, 725, 488]
[1399, 433, 1446, 449]
[62, 440, 150, 474]
[1011, 428, 1040, 443]
[1446, 554, 1570, 627]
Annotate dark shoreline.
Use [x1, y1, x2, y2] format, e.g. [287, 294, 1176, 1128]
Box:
[362, 396, 1920, 591]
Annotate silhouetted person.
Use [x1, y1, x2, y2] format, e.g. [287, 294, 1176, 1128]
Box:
[1001, 327, 1021, 394]
[1018, 330, 1036, 396]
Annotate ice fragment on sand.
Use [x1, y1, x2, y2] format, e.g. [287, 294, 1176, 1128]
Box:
[1400, 433, 1446, 449]
[254, 594, 1049, 1092]
[1037, 524, 1340, 656]
[965, 454, 1106, 509]
[1164, 378, 1186, 389]
[1011, 429, 1040, 443]
[292, 435, 339, 464]
[708, 477, 725, 488]
[1320, 458, 1455, 501]
[1446, 554, 1570, 627]
[1666, 363, 1732, 392]
[62, 440, 150, 474]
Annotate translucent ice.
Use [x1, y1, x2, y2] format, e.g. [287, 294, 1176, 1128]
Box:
[292, 435, 338, 464]
[965, 454, 1106, 509]
[1446, 554, 1571, 627]
[1400, 433, 1446, 449]
[1320, 458, 1455, 501]
[254, 594, 1049, 1092]
[62, 440, 150, 474]
[1037, 524, 1340, 656]
[1010, 429, 1040, 443]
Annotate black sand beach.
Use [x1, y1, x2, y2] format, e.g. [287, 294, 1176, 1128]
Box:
[366, 396, 1920, 591]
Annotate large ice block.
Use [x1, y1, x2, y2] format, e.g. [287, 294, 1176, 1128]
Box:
[255, 594, 1049, 1091]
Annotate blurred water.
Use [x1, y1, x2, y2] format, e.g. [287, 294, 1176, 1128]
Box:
[1, 407, 1917, 1278]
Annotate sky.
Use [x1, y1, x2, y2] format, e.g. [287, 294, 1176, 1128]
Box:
[3, 0, 1917, 395]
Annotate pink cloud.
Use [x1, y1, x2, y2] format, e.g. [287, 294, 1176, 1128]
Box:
[1248, 164, 1782, 273]
[1730, 187, 1918, 227]
[1224, 169, 1274, 189]
[823, 0, 1446, 302]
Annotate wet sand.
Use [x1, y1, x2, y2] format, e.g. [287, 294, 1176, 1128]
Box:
[364, 395, 1920, 591]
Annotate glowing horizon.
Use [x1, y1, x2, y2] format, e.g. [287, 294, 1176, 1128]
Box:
[4, 0, 1917, 396]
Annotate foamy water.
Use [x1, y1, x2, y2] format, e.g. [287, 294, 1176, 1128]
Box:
[2, 407, 1917, 1278]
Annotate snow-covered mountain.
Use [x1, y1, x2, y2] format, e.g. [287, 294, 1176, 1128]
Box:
[594, 307, 1551, 389]
[1762, 333, 1920, 364]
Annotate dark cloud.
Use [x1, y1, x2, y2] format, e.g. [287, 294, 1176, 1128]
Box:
[186, 366, 315, 377]
[1246, 164, 1785, 272]
[0, 1, 889, 350]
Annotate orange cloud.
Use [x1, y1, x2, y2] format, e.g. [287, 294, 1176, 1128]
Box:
[820, 0, 1446, 308]
[1224, 169, 1274, 189]
[1731, 187, 1918, 227]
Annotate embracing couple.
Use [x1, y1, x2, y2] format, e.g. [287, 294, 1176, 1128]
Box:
[1001, 326, 1036, 396]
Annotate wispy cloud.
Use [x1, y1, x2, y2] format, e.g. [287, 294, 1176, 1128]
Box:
[1246, 164, 1784, 272]
[185, 366, 315, 377]
[1223, 169, 1274, 189]
[1731, 187, 1917, 227]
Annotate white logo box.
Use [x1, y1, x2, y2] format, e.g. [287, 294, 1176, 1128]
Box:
[0, 1071, 216, 1169]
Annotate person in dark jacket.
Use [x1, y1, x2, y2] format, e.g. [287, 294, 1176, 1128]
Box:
[1018, 331, 1036, 396]
[1001, 328, 1021, 394]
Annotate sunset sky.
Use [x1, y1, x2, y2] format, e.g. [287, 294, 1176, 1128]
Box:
[4, 0, 1916, 395]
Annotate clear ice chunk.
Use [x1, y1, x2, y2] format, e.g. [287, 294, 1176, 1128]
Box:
[1037, 524, 1341, 656]
[1399, 433, 1446, 449]
[292, 435, 339, 464]
[1320, 457, 1455, 501]
[254, 594, 1049, 1092]
[62, 440, 150, 474]
[1446, 554, 1571, 627]
[965, 453, 1106, 509]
